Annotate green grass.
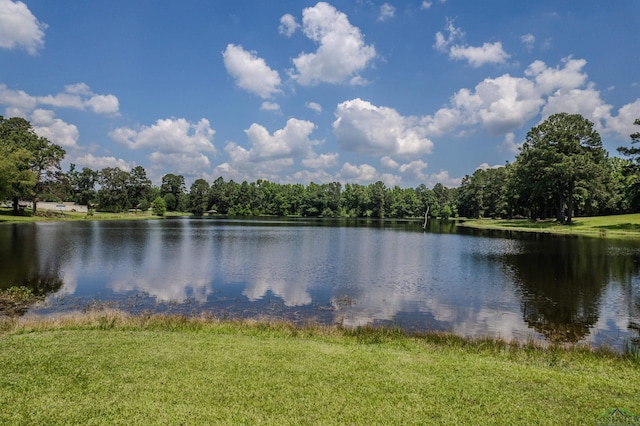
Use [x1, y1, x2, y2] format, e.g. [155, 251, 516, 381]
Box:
[1, 311, 638, 425]
[460, 213, 640, 238]
[0, 207, 189, 224]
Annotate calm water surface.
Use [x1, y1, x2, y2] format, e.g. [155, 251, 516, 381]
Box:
[1, 218, 639, 349]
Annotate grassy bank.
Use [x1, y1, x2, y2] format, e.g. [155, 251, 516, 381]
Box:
[1, 311, 638, 425]
[459, 213, 640, 238]
[0, 207, 189, 224]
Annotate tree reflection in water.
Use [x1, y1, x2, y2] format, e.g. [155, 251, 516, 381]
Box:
[0, 224, 64, 317]
[630, 286, 640, 346]
[504, 236, 640, 343]
[2, 219, 640, 348]
[0, 273, 63, 317]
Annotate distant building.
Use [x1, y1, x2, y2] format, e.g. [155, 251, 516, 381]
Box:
[7, 201, 89, 213]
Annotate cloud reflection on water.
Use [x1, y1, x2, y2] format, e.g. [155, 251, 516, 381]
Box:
[3, 219, 639, 348]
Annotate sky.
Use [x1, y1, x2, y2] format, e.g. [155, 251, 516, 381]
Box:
[1, 0, 639, 188]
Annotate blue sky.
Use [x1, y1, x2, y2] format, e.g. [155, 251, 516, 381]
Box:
[1, 0, 639, 187]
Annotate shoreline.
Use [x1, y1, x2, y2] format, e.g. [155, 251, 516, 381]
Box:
[3, 286, 635, 355]
[4, 208, 640, 239]
[2, 307, 637, 358]
[0, 208, 189, 224]
[458, 214, 640, 239]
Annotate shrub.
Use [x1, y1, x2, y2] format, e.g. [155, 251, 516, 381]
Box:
[152, 197, 166, 216]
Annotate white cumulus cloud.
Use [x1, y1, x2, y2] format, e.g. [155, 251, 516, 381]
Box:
[305, 101, 322, 113]
[605, 100, 640, 139]
[85, 94, 120, 116]
[450, 73, 543, 134]
[434, 19, 509, 67]
[333, 98, 434, 156]
[541, 84, 613, 128]
[424, 56, 640, 141]
[38, 92, 85, 109]
[449, 41, 510, 67]
[398, 160, 428, 182]
[425, 170, 461, 188]
[381, 173, 402, 187]
[380, 157, 429, 183]
[0, 83, 37, 116]
[339, 162, 379, 183]
[110, 118, 216, 154]
[215, 118, 325, 183]
[244, 118, 320, 160]
[148, 152, 212, 178]
[433, 18, 464, 52]
[0, 83, 120, 116]
[422, 107, 461, 137]
[289, 169, 336, 185]
[64, 83, 92, 95]
[427, 57, 597, 136]
[380, 156, 399, 169]
[500, 132, 522, 154]
[525, 57, 588, 94]
[30, 109, 79, 148]
[477, 163, 503, 171]
[0, 0, 47, 55]
[221, 143, 294, 182]
[222, 44, 282, 99]
[74, 153, 135, 172]
[290, 2, 376, 86]
[302, 152, 339, 169]
[279, 13, 299, 37]
[260, 101, 281, 112]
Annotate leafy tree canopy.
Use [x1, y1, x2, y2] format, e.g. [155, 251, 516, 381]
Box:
[0, 116, 65, 213]
[517, 113, 606, 224]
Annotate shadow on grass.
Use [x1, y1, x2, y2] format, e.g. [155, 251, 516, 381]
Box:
[596, 223, 640, 231]
[0, 208, 29, 217]
[499, 220, 565, 229]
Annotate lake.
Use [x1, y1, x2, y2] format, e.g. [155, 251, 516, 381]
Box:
[1, 217, 639, 349]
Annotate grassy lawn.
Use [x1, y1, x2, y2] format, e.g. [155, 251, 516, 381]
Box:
[460, 213, 640, 238]
[1, 312, 638, 425]
[0, 208, 189, 224]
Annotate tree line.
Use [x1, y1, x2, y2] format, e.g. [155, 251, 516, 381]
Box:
[1, 113, 639, 221]
[457, 113, 640, 223]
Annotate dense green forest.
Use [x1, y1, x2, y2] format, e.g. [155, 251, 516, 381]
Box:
[1, 113, 639, 221]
